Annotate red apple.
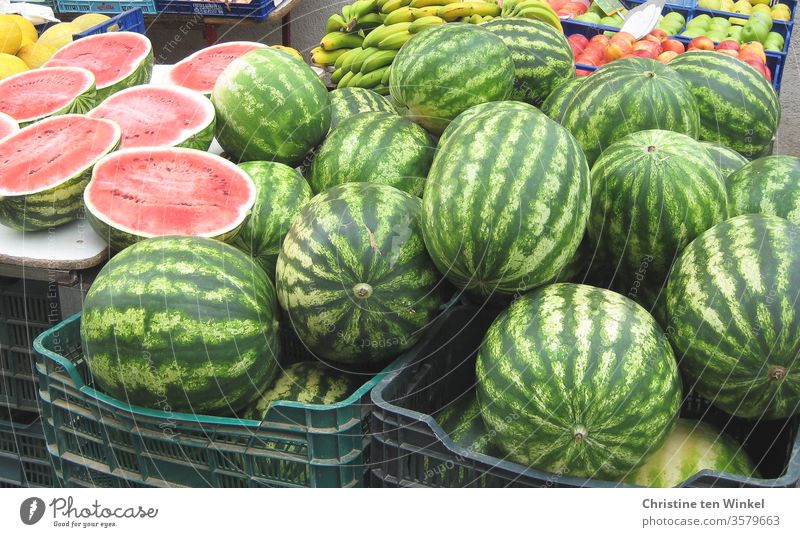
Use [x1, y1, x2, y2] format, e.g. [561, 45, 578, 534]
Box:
[743, 59, 769, 79]
[743, 41, 765, 52]
[611, 32, 637, 45]
[656, 51, 680, 63]
[548, 0, 568, 10]
[648, 28, 669, 42]
[740, 43, 767, 63]
[590, 34, 611, 46]
[633, 40, 662, 57]
[630, 49, 654, 59]
[662, 39, 685, 54]
[559, 2, 587, 15]
[605, 39, 633, 61]
[576, 69, 593, 77]
[715, 40, 740, 51]
[716, 49, 740, 58]
[688, 36, 715, 51]
[569, 34, 589, 51]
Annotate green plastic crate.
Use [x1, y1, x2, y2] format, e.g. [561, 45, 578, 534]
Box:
[33, 309, 441, 487]
[0, 410, 52, 487]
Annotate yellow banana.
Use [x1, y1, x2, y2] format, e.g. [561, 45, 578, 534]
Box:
[384, 6, 416, 24]
[409, 15, 446, 33]
[412, 5, 441, 17]
[378, 30, 413, 50]
[311, 47, 349, 66]
[471, 2, 500, 16]
[357, 66, 390, 88]
[511, 0, 551, 14]
[362, 21, 414, 48]
[360, 49, 397, 73]
[351, 47, 380, 72]
[516, 4, 562, 31]
[356, 12, 385, 30]
[321, 31, 364, 51]
[335, 46, 361, 69]
[410, 0, 462, 7]
[469, 13, 483, 23]
[338, 70, 356, 88]
[438, 3, 475, 21]
[326, 14, 347, 33]
[350, 0, 378, 19]
[340, 46, 364, 73]
[381, 0, 412, 13]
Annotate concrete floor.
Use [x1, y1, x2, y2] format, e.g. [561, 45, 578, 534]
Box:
[146, 1, 799, 156]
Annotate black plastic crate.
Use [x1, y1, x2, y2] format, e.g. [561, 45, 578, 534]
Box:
[0, 410, 52, 487]
[370, 306, 800, 488]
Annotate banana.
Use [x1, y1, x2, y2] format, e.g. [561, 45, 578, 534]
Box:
[410, 0, 462, 7]
[326, 14, 347, 33]
[409, 15, 446, 33]
[356, 66, 390, 88]
[338, 70, 356, 88]
[438, 3, 475, 21]
[412, 5, 441, 17]
[469, 13, 483, 24]
[350, 0, 378, 18]
[377, 0, 391, 7]
[340, 46, 364, 73]
[378, 30, 413, 50]
[471, 2, 500, 16]
[331, 67, 348, 85]
[342, 4, 353, 21]
[321, 31, 364, 51]
[360, 49, 397, 73]
[381, 0, 412, 14]
[355, 12, 385, 30]
[347, 72, 365, 87]
[311, 47, 349, 66]
[516, 3, 562, 31]
[351, 47, 380, 73]
[334, 46, 360, 69]
[384, 6, 416, 24]
[362, 21, 413, 48]
[381, 65, 392, 85]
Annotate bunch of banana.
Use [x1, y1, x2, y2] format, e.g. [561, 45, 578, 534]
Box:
[326, 0, 385, 33]
[500, 0, 563, 31]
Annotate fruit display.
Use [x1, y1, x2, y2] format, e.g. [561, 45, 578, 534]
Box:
[499, 0, 564, 30]
[165, 41, 269, 94]
[83, 147, 256, 251]
[570, 30, 690, 71]
[276, 182, 445, 364]
[697, 0, 792, 22]
[727, 156, 800, 225]
[575, 4, 686, 35]
[80, 236, 281, 415]
[0, 66, 96, 125]
[0, 115, 121, 231]
[87, 85, 216, 150]
[476, 284, 682, 480]
[681, 12, 786, 52]
[328, 87, 397, 129]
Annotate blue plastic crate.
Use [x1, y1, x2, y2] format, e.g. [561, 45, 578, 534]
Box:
[73, 7, 146, 37]
[155, 0, 277, 21]
[56, 0, 157, 15]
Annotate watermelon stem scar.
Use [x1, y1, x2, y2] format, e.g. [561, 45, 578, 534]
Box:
[572, 425, 588, 443]
[353, 283, 373, 299]
[769, 366, 787, 382]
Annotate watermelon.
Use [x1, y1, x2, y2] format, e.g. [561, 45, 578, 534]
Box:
[669, 51, 780, 160]
[230, 161, 312, 278]
[0, 111, 17, 140]
[165, 41, 269, 95]
[560, 58, 700, 166]
[476, 283, 682, 480]
[212, 48, 330, 166]
[84, 147, 257, 251]
[702, 142, 748, 182]
[276, 182, 445, 364]
[540, 76, 584, 123]
[666, 214, 800, 420]
[437, 100, 537, 148]
[389, 24, 515, 135]
[482, 18, 575, 107]
[242, 362, 362, 420]
[328, 87, 396, 131]
[588, 130, 728, 315]
[435, 394, 499, 456]
[45, 32, 153, 102]
[308, 111, 435, 196]
[87, 85, 215, 150]
[0, 115, 121, 231]
[0, 67, 95, 125]
[624, 419, 757, 487]
[423, 104, 590, 298]
[727, 155, 800, 226]
[80, 236, 280, 415]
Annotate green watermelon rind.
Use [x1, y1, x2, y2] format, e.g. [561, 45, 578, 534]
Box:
[328, 87, 396, 131]
[727, 155, 800, 226]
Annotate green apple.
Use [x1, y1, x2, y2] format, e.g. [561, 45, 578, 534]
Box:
[681, 28, 706, 38]
[576, 13, 602, 23]
[706, 31, 726, 42]
[599, 16, 621, 27]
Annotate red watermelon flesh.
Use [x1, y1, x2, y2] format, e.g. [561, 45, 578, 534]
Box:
[0, 67, 96, 124]
[85, 148, 256, 240]
[165, 41, 268, 94]
[0, 112, 17, 140]
[0, 114, 121, 195]
[87, 85, 215, 149]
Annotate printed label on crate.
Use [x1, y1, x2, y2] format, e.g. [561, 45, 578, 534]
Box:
[594, 0, 626, 15]
[192, 3, 226, 15]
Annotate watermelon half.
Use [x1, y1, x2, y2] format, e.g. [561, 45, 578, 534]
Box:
[45, 32, 153, 102]
[87, 85, 216, 150]
[165, 41, 268, 95]
[84, 147, 257, 251]
[0, 67, 96, 126]
[0, 111, 17, 140]
[0, 115, 121, 231]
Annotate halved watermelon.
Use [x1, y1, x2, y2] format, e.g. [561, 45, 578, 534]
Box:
[0, 111, 17, 140]
[87, 85, 215, 150]
[45, 32, 153, 102]
[165, 41, 268, 95]
[0, 67, 96, 126]
[84, 147, 257, 251]
[0, 115, 121, 231]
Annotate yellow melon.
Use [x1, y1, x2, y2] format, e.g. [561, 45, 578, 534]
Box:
[17, 42, 56, 69]
[8, 15, 38, 44]
[72, 13, 118, 32]
[37, 22, 80, 51]
[0, 16, 23, 55]
[0, 53, 29, 80]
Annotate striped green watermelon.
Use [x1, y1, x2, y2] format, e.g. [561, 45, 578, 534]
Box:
[702, 142, 748, 183]
[666, 214, 800, 420]
[540, 75, 584, 123]
[242, 362, 361, 420]
[423, 104, 590, 298]
[0, 115, 121, 231]
[482, 18, 575, 107]
[588, 130, 728, 315]
[435, 394, 499, 456]
[276, 182, 445, 364]
[561, 58, 700, 165]
[727, 156, 800, 226]
[0, 67, 96, 126]
[81, 236, 280, 415]
[623, 419, 757, 487]
[212, 48, 331, 166]
[669, 52, 780, 160]
[230, 161, 312, 278]
[328, 87, 396, 130]
[476, 283, 682, 480]
[389, 24, 515, 135]
[308, 111, 435, 196]
[437, 100, 537, 148]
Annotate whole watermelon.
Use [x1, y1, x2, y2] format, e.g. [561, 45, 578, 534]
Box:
[666, 214, 800, 419]
[561, 58, 700, 165]
[308, 111, 435, 196]
[669, 51, 780, 160]
[276, 182, 445, 364]
[477, 283, 682, 480]
[437, 100, 537, 148]
[702, 142, 748, 182]
[727, 155, 800, 226]
[230, 161, 312, 278]
[212, 48, 330, 166]
[423, 104, 590, 298]
[389, 24, 515, 134]
[624, 419, 757, 487]
[80, 237, 280, 415]
[482, 18, 575, 107]
[540, 76, 584, 123]
[328, 87, 395, 131]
